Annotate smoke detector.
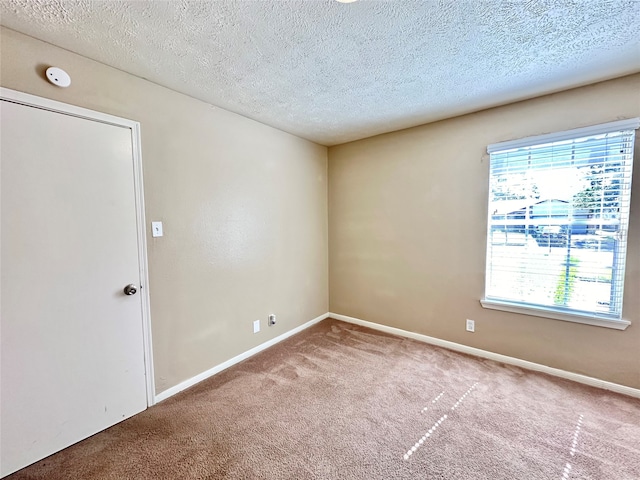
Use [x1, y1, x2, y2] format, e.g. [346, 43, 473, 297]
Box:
[45, 67, 71, 88]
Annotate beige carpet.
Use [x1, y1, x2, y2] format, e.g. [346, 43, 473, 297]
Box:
[7, 319, 640, 479]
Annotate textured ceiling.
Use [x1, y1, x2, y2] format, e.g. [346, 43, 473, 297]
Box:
[1, 0, 639, 146]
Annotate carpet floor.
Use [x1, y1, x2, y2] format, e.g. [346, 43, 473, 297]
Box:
[7, 318, 640, 479]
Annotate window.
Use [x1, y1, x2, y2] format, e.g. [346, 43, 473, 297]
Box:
[481, 118, 639, 330]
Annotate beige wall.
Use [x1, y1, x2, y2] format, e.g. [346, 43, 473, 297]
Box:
[329, 74, 640, 389]
[3, 25, 639, 393]
[0, 27, 329, 394]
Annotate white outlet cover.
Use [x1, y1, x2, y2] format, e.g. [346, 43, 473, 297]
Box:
[151, 221, 163, 237]
[253, 319, 260, 334]
[45, 67, 71, 88]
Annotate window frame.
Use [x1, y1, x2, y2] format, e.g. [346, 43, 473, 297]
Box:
[481, 118, 639, 330]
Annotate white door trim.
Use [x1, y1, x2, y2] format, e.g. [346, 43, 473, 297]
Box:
[1, 87, 156, 406]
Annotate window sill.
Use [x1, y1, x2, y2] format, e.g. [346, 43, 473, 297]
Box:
[480, 299, 630, 330]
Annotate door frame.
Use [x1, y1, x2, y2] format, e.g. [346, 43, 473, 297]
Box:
[1, 87, 156, 407]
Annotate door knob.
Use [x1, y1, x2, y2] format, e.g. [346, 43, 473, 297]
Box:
[123, 284, 138, 296]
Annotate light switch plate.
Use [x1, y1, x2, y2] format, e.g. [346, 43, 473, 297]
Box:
[151, 221, 163, 237]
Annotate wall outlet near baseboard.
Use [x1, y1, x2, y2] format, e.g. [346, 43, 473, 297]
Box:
[253, 319, 260, 334]
[466, 319, 475, 332]
[268, 314, 276, 326]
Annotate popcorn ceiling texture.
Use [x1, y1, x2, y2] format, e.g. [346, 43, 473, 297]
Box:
[1, 0, 639, 145]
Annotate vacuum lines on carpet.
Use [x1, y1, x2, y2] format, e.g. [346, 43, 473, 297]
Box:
[7, 319, 640, 479]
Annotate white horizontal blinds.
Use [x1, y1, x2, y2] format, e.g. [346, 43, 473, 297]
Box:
[485, 125, 636, 320]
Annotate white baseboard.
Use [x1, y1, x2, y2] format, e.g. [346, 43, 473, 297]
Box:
[329, 312, 640, 399]
[154, 312, 330, 403]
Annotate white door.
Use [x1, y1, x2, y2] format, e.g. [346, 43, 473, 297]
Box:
[1, 95, 149, 477]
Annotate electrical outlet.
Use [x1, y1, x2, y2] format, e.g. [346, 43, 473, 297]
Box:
[466, 319, 475, 332]
[268, 314, 276, 326]
[253, 319, 260, 334]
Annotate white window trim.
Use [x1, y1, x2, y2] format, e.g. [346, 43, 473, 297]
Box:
[487, 117, 640, 153]
[482, 117, 639, 331]
[480, 299, 630, 330]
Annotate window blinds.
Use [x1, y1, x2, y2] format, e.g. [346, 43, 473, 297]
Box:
[485, 119, 638, 321]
